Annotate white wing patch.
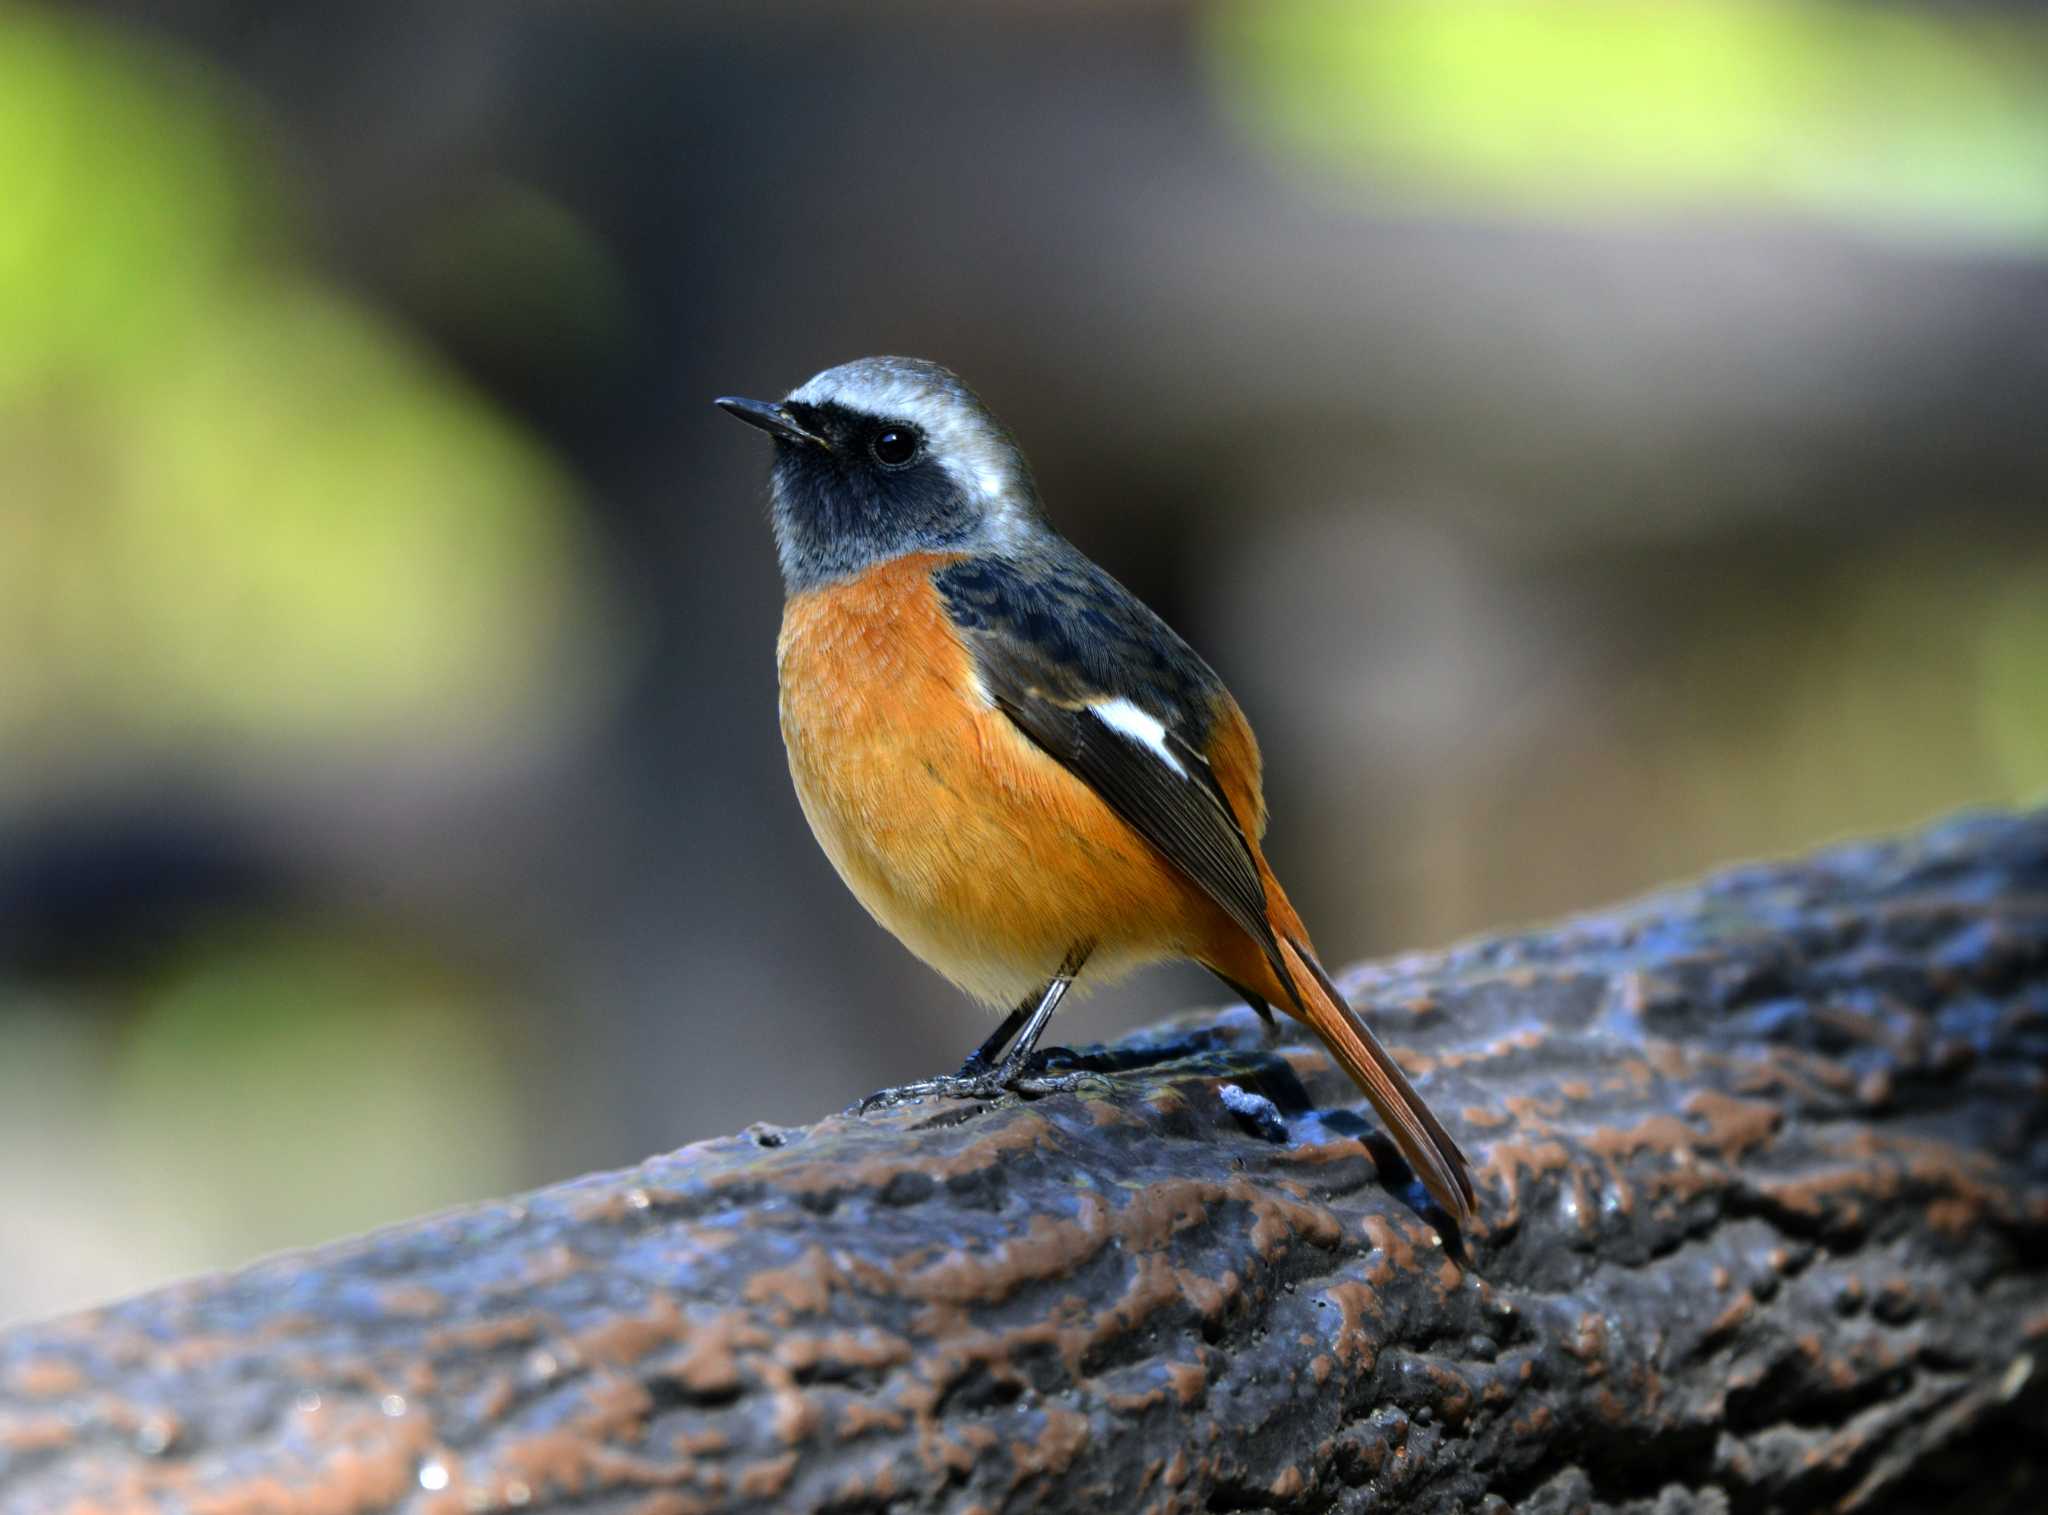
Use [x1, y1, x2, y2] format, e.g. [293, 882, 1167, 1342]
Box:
[1089, 697, 1188, 778]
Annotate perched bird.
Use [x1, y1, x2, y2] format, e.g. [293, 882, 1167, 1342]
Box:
[718, 358, 1475, 1229]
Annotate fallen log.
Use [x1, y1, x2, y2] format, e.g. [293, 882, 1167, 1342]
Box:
[3, 811, 2046, 1514]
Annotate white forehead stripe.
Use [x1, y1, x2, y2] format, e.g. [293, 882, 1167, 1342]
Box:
[1090, 698, 1187, 777]
[788, 362, 957, 417]
[786, 357, 1029, 517]
[785, 361, 981, 446]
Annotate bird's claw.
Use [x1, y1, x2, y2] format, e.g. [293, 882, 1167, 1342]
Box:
[1006, 1070, 1107, 1098]
[851, 1060, 1105, 1115]
[852, 1073, 1003, 1114]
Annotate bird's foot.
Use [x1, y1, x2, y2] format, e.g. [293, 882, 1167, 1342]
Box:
[852, 1072, 1004, 1113]
[852, 1048, 1104, 1114]
[1005, 1069, 1107, 1097]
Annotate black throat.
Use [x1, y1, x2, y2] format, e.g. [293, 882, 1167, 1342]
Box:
[769, 401, 983, 593]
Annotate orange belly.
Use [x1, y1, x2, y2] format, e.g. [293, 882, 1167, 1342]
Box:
[777, 553, 1220, 1006]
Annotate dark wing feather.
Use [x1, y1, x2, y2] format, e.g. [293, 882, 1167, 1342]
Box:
[934, 551, 1294, 995]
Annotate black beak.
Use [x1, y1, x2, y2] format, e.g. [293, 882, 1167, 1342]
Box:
[714, 395, 830, 449]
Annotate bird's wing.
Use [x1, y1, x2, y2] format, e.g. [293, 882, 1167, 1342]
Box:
[933, 551, 1478, 1229]
[932, 551, 1287, 983]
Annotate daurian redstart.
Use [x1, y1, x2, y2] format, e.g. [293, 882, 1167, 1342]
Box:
[718, 358, 1475, 1229]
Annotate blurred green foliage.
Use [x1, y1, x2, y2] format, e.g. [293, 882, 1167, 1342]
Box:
[0, 6, 606, 1315]
[1202, 0, 2048, 940]
[1982, 575, 2048, 795]
[112, 929, 529, 1262]
[0, 930, 527, 1305]
[1625, 551, 2048, 891]
[1210, 0, 2048, 248]
[0, 4, 610, 762]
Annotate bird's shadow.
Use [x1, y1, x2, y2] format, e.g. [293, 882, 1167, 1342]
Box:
[1029, 1034, 1469, 1259]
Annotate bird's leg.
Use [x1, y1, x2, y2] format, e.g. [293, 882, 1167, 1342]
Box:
[854, 947, 1098, 1112]
[952, 1002, 1029, 1079]
[983, 966, 1079, 1083]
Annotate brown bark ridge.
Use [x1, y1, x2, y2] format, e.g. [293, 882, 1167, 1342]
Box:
[3, 811, 2046, 1515]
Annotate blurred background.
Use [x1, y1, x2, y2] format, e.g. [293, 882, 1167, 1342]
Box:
[3, 0, 2045, 1324]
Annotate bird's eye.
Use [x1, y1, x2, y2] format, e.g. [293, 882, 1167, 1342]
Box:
[870, 426, 919, 467]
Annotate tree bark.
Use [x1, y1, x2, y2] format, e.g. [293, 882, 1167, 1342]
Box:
[4, 811, 2045, 1515]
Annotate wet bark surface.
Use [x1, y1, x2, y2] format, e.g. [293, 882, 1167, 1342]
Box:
[3, 811, 2045, 1514]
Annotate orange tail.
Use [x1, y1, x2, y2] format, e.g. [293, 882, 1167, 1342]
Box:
[1190, 702, 1474, 1226]
[1271, 934, 1475, 1230]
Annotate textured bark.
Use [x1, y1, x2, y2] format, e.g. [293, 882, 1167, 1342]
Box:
[4, 812, 2046, 1515]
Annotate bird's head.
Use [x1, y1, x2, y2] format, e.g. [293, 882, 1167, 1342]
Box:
[718, 357, 1045, 593]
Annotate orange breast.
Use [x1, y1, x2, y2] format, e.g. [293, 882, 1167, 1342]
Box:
[776, 553, 1222, 1006]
